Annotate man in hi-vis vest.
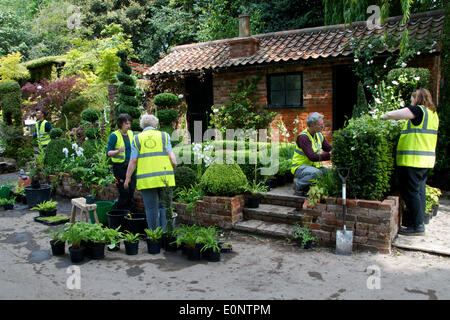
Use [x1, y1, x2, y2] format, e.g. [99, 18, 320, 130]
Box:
[381, 88, 439, 236]
[33, 109, 52, 150]
[291, 112, 332, 196]
[124, 114, 177, 230]
[107, 113, 136, 211]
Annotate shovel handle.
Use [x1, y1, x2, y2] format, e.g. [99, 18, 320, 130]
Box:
[337, 167, 350, 183]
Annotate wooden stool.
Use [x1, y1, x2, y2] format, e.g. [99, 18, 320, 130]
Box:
[70, 197, 98, 223]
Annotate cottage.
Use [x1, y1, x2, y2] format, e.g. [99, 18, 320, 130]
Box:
[141, 10, 444, 143]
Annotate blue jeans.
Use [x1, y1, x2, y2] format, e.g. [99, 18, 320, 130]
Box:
[294, 165, 328, 189]
[141, 188, 173, 231]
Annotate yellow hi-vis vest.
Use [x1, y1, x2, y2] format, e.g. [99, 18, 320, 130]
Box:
[133, 129, 175, 190]
[291, 129, 324, 175]
[111, 130, 134, 163]
[396, 105, 439, 168]
[35, 120, 51, 147]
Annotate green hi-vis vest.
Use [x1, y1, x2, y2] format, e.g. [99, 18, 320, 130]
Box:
[133, 129, 175, 190]
[291, 129, 324, 175]
[396, 105, 439, 168]
[111, 130, 134, 163]
[36, 120, 51, 147]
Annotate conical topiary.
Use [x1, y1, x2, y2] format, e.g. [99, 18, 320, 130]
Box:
[116, 50, 141, 131]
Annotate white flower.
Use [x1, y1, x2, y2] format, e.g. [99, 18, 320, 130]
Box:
[370, 60, 374, 64]
[392, 80, 399, 86]
[374, 85, 378, 89]
[354, 58, 359, 63]
[37, 85, 42, 90]
[286, 133, 290, 138]
[178, 94, 184, 99]
[414, 77, 420, 81]
[384, 64, 387, 69]
[375, 98, 382, 104]
[417, 51, 421, 55]
[367, 61, 370, 65]
[399, 101, 405, 107]
[72, 143, 78, 150]
[62, 148, 69, 158]
[213, 108, 219, 113]
[401, 62, 407, 68]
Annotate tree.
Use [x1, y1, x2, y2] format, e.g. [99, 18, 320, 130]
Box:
[352, 82, 369, 118]
[0, 10, 35, 58]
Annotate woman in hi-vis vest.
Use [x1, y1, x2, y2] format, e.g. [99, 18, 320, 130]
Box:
[381, 88, 439, 236]
[107, 113, 136, 211]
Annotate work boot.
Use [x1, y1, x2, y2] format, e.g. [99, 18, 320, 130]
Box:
[399, 224, 425, 236]
[293, 184, 308, 197]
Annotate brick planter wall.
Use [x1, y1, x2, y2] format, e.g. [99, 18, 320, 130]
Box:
[174, 195, 245, 229]
[301, 196, 400, 254]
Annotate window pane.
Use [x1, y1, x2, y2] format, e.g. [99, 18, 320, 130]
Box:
[270, 75, 285, 91]
[271, 90, 285, 106]
[286, 90, 301, 105]
[286, 74, 301, 90]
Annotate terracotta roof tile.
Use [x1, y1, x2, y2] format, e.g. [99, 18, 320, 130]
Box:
[144, 10, 445, 76]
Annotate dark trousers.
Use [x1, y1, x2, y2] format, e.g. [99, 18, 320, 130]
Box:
[112, 162, 136, 212]
[398, 166, 428, 228]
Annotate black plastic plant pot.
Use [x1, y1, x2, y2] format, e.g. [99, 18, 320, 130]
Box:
[181, 243, 186, 255]
[107, 242, 120, 252]
[207, 249, 221, 262]
[91, 243, 105, 259]
[25, 184, 51, 209]
[50, 240, 65, 256]
[276, 174, 286, 186]
[164, 236, 178, 252]
[124, 213, 148, 236]
[424, 214, 431, 225]
[186, 246, 201, 261]
[432, 205, 439, 217]
[39, 209, 57, 217]
[124, 241, 139, 255]
[69, 246, 85, 263]
[3, 204, 14, 210]
[245, 193, 262, 208]
[302, 240, 313, 249]
[107, 209, 130, 231]
[82, 240, 93, 258]
[146, 239, 161, 254]
[265, 178, 277, 189]
[284, 172, 294, 183]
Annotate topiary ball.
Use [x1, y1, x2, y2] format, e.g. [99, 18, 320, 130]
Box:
[153, 93, 179, 108]
[81, 108, 101, 123]
[174, 166, 197, 191]
[200, 161, 248, 197]
[156, 109, 179, 125]
[84, 127, 101, 140]
[49, 128, 63, 139]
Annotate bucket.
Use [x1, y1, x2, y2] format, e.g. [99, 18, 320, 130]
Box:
[0, 185, 11, 199]
[106, 209, 130, 231]
[24, 184, 51, 208]
[124, 213, 148, 236]
[89, 201, 114, 225]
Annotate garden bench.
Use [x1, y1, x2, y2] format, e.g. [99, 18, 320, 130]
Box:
[70, 197, 98, 224]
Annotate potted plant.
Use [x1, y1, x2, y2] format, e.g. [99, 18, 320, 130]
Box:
[243, 181, 268, 208]
[264, 175, 277, 190]
[13, 184, 27, 204]
[31, 200, 58, 217]
[87, 225, 107, 259]
[199, 226, 221, 262]
[292, 224, 316, 249]
[124, 213, 147, 238]
[121, 231, 141, 255]
[64, 223, 88, 263]
[49, 229, 66, 256]
[426, 185, 442, 221]
[0, 197, 15, 210]
[145, 227, 164, 254]
[180, 228, 203, 261]
[104, 226, 123, 252]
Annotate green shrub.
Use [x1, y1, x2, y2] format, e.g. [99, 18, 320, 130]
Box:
[118, 105, 141, 118]
[81, 109, 101, 123]
[156, 109, 179, 125]
[44, 138, 73, 169]
[200, 161, 248, 196]
[59, 96, 89, 129]
[352, 81, 369, 118]
[332, 115, 402, 200]
[385, 68, 431, 102]
[153, 93, 178, 108]
[84, 127, 101, 140]
[160, 125, 174, 135]
[131, 119, 141, 132]
[174, 166, 197, 191]
[81, 139, 99, 159]
[49, 128, 63, 139]
[0, 80, 22, 127]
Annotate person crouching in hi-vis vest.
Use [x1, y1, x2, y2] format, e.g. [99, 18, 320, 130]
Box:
[124, 114, 177, 231]
[33, 108, 52, 151]
[291, 112, 333, 196]
[381, 88, 439, 236]
[107, 113, 136, 211]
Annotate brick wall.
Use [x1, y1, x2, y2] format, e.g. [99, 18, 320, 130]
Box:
[301, 196, 400, 254]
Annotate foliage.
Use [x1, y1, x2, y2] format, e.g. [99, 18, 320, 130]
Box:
[425, 185, 441, 215]
[307, 168, 340, 206]
[199, 226, 221, 253]
[22, 55, 65, 83]
[0, 197, 15, 206]
[332, 115, 402, 200]
[200, 161, 248, 196]
[31, 200, 58, 211]
[174, 166, 198, 191]
[174, 185, 204, 214]
[0, 80, 23, 127]
[385, 68, 431, 102]
[81, 108, 101, 123]
[44, 138, 73, 169]
[209, 75, 277, 133]
[0, 52, 30, 81]
[0, 10, 35, 58]
[48, 229, 65, 243]
[49, 128, 63, 140]
[292, 224, 316, 248]
[307, 184, 328, 207]
[243, 181, 268, 196]
[0, 123, 33, 166]
[121, 231, 141, 243]
[144, 227, 164, 242]
[352, 82, 369, 118]
[57, 96, 89, 130]
[153, 93, 179, 108]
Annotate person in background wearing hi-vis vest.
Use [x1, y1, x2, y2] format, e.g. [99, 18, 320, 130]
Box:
[33, 109, 52, 150]
[291, 112, 333, 196]
[381, 88, 439, 236]
[124, 114, 177, 231]
[107, 113, 136, 211]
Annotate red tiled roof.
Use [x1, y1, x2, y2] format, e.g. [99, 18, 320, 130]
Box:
[144, 9, 445, 76]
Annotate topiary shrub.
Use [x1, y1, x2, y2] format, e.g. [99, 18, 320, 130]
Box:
[49, 128, 63, 140]
[84, 127, 101, 140]
[44, 138, 73, 169]
[200, 161, 248, 197]
[0, 80, 22, 127]
[81, 108, 101, 124]
[332, 115, 402, 200]
[385, 68, 431, 102]
[59, 96, 89, 129]
[352, 81, 369, 118]
[82, 139, 99, 159]
[156, 109, 179, 125]
[153, 93, 178, 108]
[174, 166, 197, 191]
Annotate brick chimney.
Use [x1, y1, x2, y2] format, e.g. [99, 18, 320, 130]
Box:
[229, 14, 259, 58]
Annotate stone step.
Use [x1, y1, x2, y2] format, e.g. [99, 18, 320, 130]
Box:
[261, 185, 306, 209]
[233, 219, 296, 239]
[243, 204, 303, 225]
